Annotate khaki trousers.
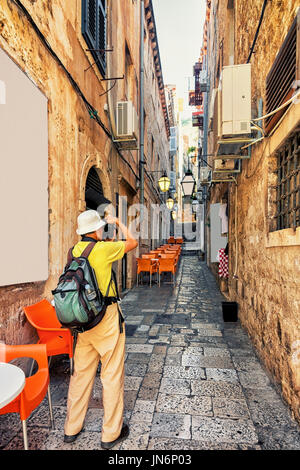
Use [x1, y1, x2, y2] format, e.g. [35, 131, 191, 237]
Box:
[64, 303, 125, 442]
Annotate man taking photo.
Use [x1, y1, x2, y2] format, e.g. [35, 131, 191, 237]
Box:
[63, 209, 138, 450]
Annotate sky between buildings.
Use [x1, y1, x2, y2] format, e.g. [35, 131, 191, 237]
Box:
[152, 0, 206, 119]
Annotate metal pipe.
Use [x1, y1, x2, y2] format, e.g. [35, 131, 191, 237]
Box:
[106, 0, 117, 137]
[140, 0, 145, 236]
[202, 55, 209, 264]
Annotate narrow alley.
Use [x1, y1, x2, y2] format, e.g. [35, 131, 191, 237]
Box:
[1, 0, 300, 456]
[1, 256, 299, 451]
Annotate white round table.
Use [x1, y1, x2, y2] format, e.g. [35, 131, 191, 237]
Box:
[0, 362, 25, 409]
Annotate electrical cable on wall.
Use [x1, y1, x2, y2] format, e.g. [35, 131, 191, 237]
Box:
[241, 89, 300, 152]
[245, 138, 270, 180]
[13, 0, 141, 184]
[251, 90, 300, 123]
[247, 0, 268, 64]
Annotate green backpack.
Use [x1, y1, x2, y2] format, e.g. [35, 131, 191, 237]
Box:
[52, 242, 111, 333]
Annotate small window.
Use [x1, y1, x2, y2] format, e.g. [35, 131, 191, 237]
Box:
[125, 43, 133, 100]
[271, 131, 300, 232]
[82, 0, 107, 77]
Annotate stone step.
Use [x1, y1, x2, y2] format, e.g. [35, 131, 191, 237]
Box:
[182, 242, 202, 250]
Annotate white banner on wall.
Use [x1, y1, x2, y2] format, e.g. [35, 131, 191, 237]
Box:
[0, 48, 48, 286]
[210, 203, 228, 263]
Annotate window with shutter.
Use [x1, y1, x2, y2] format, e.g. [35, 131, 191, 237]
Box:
[82, 0, 107, 77]
[265, 11, 300, 134]
[85, 166, 109, 211]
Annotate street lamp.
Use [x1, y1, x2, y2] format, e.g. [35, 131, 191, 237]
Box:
[166, 198, 174, 210]
[181, 170, 196, 197]
[171, 211, 177, 220]
[192, 199, 199, 213]
[158, 173, 171, 192]
[196, 187, 206, 204]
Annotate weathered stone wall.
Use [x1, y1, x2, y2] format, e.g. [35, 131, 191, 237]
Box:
[0, 0, 169, 345]
[206, 0, 300, 423]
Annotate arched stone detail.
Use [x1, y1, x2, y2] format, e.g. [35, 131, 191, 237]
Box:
[78, 153, 112, 213]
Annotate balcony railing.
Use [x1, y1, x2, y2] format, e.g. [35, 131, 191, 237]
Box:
[189, 91, 203, 107]
[192, 111, 204, 128]
[193, 62, 202, 77]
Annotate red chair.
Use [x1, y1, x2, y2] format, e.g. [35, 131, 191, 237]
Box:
[137, 258, 158, 287]
[0, 343, 54, 450]
[23, 299, 74, 375]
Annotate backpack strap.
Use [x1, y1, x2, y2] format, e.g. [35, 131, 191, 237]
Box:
[81, 241, 97, 259]
[67, 246, 74, 265]
[67, 241, 97, 264]
[111, 269, 120, 301]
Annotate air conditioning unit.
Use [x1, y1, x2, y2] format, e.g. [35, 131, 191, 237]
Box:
[116, 101, 139, 140]
[169, 126, 177, 155]
[200, 166, 211, 184]
[199, 70, 209, 92]
[208, 88, 218, 131]
[214, 158, 236, 171]
[219, 64, 251, 136]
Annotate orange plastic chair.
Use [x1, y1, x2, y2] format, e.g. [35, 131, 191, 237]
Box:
[166, 247, 179, 253]
[158, 258, 176, 286]
[23, 299, 74, 375]
[0, 343, 54, 450]
[150, 250, 162, 256]
[160, 253, 178, 270]
[137, 258, 158, 287]
[167, 237, 176, 244]
[175, 238, 184, 244]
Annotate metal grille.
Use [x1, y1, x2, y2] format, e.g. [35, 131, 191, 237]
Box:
[88, 0, 97, 40]
[189, 91, 203, 107]
[98, 1, 106, 69]
[274, 131, 300, 231]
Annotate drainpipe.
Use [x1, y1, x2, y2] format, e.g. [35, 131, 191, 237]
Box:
[140, 0, 145, 237]
[106, 0, 117, 137]
[202, 55, 209, 265]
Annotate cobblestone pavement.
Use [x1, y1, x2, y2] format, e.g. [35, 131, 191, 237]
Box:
[1, 256, 300, 451]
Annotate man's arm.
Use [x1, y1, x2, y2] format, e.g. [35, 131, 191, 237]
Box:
[105, 215, 138, 253]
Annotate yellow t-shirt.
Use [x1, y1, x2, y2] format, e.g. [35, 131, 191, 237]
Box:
[72, 241, 125, 297]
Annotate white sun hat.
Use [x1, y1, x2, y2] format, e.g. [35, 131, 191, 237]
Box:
[76, 210, 106, 235]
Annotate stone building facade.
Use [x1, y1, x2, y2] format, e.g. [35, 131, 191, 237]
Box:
[0, 0, 169, 345]
[199, 0, 300, 423]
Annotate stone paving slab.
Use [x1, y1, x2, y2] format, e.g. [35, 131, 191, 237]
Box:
[1, 256, 300, 451]
[191, 416, 258, 444]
